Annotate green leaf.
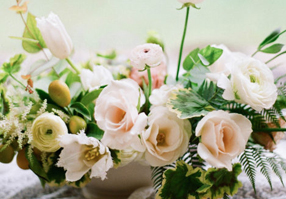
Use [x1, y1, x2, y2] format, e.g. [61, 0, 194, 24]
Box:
[110, 149, 121, 166]
[35, 88, 55, 104]
[70, 102, 91, 120]
[96, 50, 117, 60]
[0, 73, 9, 84]
[203, 164, 243, 198]
[80, 88, 103, 106]
[259, 29, 282, 49]
[198, 45, 223, 66]
[0, 90, 9, 116]
[178, 3, 200, 10]
[46, 150, 66, 185]
[22, 12, 47, 53]
[68, 173, 91, 188]
[167, 88, 215, 119]
[2, 54, 26, 74]
[65, 71, 81, 87]
[9, 36, 39, 43]
[260, 43, 284, 54]
[157, 160, 205, 199]
[183, 48, 200, 71]
[86, 122, 104, 140]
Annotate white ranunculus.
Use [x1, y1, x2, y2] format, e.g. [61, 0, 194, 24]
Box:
[117, 147, 145, 167]
[130, 43, 164, 70]
[57, 131, 113, 182]
[207, 44, 246, 82]
[36, 12, 73, 59]
[217, 57, 277, 111]
[178, 0, 204, 4]
[31, 113, 68, 152]
[196, 110, 252, 171]
[149, 84, 182, 107]
[142, 106, 192, 166]
[80, 65, 114, 91]
[94, 79, 147, 150]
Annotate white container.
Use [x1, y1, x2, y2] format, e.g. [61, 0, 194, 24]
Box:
[82, 162, 153, 199]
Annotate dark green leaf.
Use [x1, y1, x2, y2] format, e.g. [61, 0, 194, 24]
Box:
[260, 44, 284, 54]
[110, 149, 121, 166]
[198, 45, 223, 66]
[71, 102, 91, 120]
[167, 88, 215, 119]
[86, 122, 104, 140]
[47, 150, 66, 185]
[0, 90, 9, 116]
[0, 73, 9, 84]
[22, 12, 47, 53]
[183, 48, 200, 71]
[259, 29, 281, 49]
[80, 88, 103, 106]
[35, 89, 55, 104]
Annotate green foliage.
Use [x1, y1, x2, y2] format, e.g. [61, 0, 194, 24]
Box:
[68, 173, 91, 188]
[203, 164, 242, 199]
[80, 88, 103, 106]
[85, 122, 104, 140]
[96, 50, 117, 60]
[152, 163, 176, 193]
[146, 30, 165, 51]
[0, 89, 9, 116]
[2, 54, 26, 74]
[183, 45, 223, 71]
[260, 43, 284, 54]
[22, 12, 47, 53]
[258, 28, 285, 49]
[65, 71, 81, 87]
[157, 161, 205, 199]
[182, 64, 210, 87]
[167, 88, 215, 119]
[110, 149, 121, 166]
[178, 3, 200, 10]
[70, 102, 91, 120]
[46, 150, 66, 185]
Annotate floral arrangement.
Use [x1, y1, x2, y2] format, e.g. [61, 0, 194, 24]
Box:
[1, 0, 286, 198]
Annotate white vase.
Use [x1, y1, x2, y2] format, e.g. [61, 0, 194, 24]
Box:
[82, 162, 153, 199]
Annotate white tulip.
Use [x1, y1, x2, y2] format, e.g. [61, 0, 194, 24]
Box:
[36, 12, 73, 59]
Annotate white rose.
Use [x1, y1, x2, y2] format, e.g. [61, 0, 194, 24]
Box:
[196, 110, 252, 171]
[94, 79, 147, 150]
[207, 44, 246, 82]
[217, 57, 277, 111]
[178, 0, 204, 4]
[117, 147, 145, 167]
[130, 43, 164, 70]
[57, 131, 113, 182]
[31, 113, 68, 152]
[36, 12, 73, 59]
[149, 84, 183, 107]
[80, 65, 114, 91]
[142, 106, 192, 166]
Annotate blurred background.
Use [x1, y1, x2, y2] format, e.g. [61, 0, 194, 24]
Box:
[0, 0, 286, 71]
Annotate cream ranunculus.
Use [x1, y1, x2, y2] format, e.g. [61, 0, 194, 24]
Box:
[178, 0, 204, 4]
[80, 65, 114, 91]
[36, 12, 73, 59]
[130, 43, 164, 70]
[196, 110, 252, 171]
[206, 44, 246, 82]
[117, 147, 145, 167]
[57, 131, 113, 182]
[31, 112, 68, 152]
[142, 106, 192, 166]
[94, 79, 147, 150]
[217, 57, 278, 111]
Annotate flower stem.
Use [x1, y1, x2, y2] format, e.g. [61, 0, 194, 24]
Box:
[66, 58, 80, 74]
[147, 67, 152, 97]
[265, 51, 286, 64]
[251, 50, 259, 57]
[176, 7, 190, 82]
[253, 128, 286, 132]
[9, 74, 26, 89]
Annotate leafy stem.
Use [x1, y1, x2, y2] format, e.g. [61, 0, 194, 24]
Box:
[266, 51, 286, 64]
[176, 6, 190, 82]
[9, 73, 26, 89]
[66, 58, 80, 74]
[147, 66, 152, 97]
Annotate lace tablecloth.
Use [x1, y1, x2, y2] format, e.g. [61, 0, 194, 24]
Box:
[1, 141, 286, 199]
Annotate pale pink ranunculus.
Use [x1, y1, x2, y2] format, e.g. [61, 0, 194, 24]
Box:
[196, 110, 252, 171]
[141, 106, 192, 166]
[129, 62, 167, 90]
[94, 79, 147, 151]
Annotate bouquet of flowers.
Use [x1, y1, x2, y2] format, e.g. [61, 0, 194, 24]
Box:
[1, 0, 286, 198]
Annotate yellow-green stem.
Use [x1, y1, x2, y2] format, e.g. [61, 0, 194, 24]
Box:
[66, 58, 80, 74]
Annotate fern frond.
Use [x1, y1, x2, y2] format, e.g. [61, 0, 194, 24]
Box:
[267, 156, 285, 186]
[239, 149, 257, 193]
[260, 108, 280, 127]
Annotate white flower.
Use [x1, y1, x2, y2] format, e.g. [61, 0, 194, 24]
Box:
[130, 43, 164, 70]
[36, 12, 73, 59]
[217, 57, 278, 111]
[80, 65, 114, 91]
[57, 131, 113, 182]
[206, 44, 246, 82]
[142, 106, 191, 166]
[31, 113, 68, 152]
[149, 84, 183, 107]
[94, 79, 147, 150]
[178, 0, 204, 5]
[117, 147, 145, 167]
[196, 110, 252, 171]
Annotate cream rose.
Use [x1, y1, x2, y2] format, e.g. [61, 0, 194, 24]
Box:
[130, 43, 164, 70]
[217, 57, 277, 111]
[80, 65, 114, 91]
[31, 113, 68, 152]
[94, 79, 147, 150]
[178, 0, 204, 4]
[36, 12, 73, 59]
[57, 131, 113, 181]
[142, 106, 192, 166]
[196, 110, 252, 171]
